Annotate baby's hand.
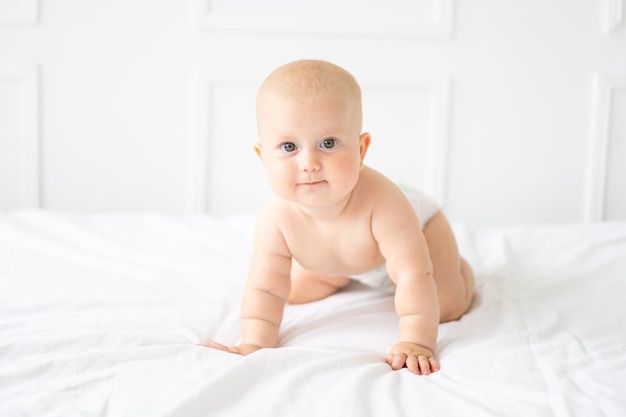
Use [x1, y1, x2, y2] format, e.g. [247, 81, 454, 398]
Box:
[387, 342, 440, 375]
[202, 341, 262, 356]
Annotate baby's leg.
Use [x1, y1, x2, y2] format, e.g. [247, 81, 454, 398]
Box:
[288, 259, 350, 304]
[422, 212, 475, 322]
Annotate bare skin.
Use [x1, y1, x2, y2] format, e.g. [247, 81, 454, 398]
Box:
[206, 60, 474, 375]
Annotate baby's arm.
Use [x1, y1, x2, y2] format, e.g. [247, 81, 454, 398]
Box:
[372, 191, 440, 375]
[390, 268, 440, 374]
[206, 208, 292, 355]
[240, 248, 291, 349]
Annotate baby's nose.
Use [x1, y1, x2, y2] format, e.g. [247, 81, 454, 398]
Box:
[298, 149, 321, 172]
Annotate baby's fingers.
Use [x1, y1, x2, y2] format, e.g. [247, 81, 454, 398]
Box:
[387, 351, 440, 375]
[406, 354, 439, 375]
[202, 341, 233, 352]
[386, 352, 408, 370]
[428, 356, 440, 373]
[201, 341, 262, 356]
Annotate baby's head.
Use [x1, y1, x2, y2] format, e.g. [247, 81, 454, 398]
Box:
[256, 60, 363, 135]
[254, 60, 371, 208]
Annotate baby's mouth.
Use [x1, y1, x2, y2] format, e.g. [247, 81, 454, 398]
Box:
[299, 180, 325, 186]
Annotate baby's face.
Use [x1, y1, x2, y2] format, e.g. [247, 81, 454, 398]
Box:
[256, 91, 368, 210]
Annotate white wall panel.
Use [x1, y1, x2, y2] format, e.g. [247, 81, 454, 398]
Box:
[187, 71, 266, 215]
[605, 0, 624, 33]
[585, 74, 626, 221]
[0, 0, 37, 24]
[361, 78, 451, 206]
[196, 0, 454, 38]
[0, 64, 39, 209]
[604, 80, 626, 220]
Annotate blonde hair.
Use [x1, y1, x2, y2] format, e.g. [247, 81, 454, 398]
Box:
[257, 60, 363, 128]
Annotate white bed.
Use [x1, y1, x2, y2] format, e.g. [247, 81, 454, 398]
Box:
[1, 210, 625, 416]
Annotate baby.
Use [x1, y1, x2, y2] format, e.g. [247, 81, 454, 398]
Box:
[207, 60, 474, 375]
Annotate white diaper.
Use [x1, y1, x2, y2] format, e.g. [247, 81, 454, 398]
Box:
[349, 186, 440, 290]
[350, 263, 393, 291]
[399, 185, 440, 229]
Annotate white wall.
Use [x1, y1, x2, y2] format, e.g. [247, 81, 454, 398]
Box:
[1, 0, 625, 226]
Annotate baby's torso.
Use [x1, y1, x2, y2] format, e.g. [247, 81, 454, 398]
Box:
[281, 212, 385, 277]
[275, 169, 391, 277]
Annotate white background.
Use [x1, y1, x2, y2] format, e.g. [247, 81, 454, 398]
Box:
[1, 0, 625, 226]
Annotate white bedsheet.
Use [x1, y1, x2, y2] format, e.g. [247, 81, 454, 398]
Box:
[1, 211, 625, 416]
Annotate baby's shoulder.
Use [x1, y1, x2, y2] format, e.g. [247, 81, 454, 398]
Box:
[358, 167, 406, 202]
[258, 194, 291, 219]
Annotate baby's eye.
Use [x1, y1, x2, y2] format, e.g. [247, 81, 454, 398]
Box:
[321, 138, 337, 149]
[281, 142, 297, 152]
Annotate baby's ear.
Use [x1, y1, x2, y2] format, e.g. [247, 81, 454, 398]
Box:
[253, 142, 262, 159]
[359, 132, 371, 166]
